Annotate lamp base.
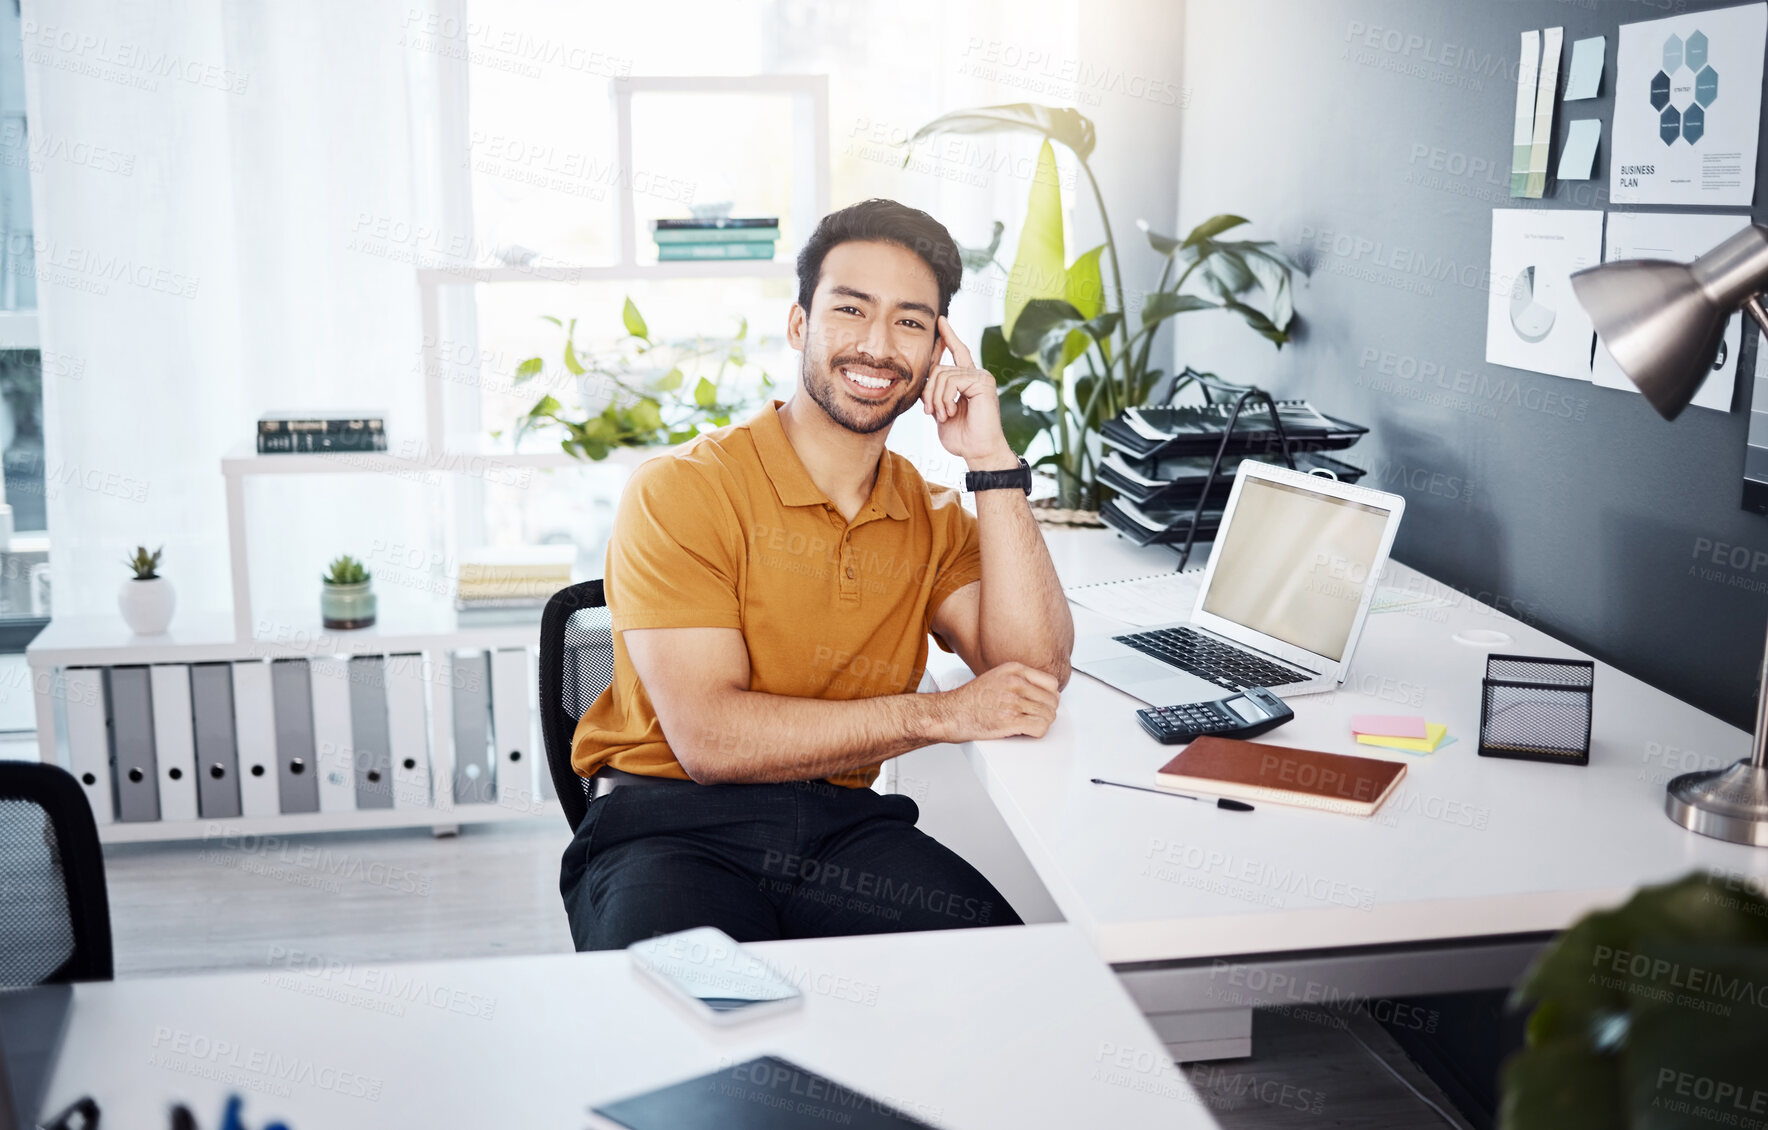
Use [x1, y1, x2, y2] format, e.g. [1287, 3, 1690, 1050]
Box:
[1664, 760, 1768, 846]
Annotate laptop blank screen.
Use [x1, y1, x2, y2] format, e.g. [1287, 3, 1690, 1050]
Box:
[1200, 477, 1392, 662]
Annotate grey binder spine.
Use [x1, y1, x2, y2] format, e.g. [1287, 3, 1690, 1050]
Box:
[451, 651, 495, 804]
[271, 659, 320, 813]
[348, 656, 393, 809]
[105, 666, 160, 822]
[189, 662, 241, 819]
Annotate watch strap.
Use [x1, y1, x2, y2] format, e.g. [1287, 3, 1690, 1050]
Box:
[964, 457, 1032, 494]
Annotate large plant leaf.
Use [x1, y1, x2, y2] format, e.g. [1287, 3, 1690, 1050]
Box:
[1038, 327, 1094, 377]
[998, 379, 1055, 455]
[1008, 297, 1085, 359]
[1182, 213, 1250, 247]
[1065, 243, 1108, 320]
[906, 103, 1096, 161]
[1202, 248, 1256, 296]
[1003, 140, 1067, 341]
[1141, 291, 1217, 329]
[957, 221, 1005, 273]
[622, 296, 649, 339]
[984, 324, 1054, 455]
[1220, 297, 1289, 347]
[1139, 219, 1182, 258]
[1500, 872, 1768, 1130]
[1500, 1038, 1625, 1130]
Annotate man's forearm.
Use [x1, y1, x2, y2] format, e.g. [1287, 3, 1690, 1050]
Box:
[676, 687, 947, 784]
[969, 462, 1075, 685]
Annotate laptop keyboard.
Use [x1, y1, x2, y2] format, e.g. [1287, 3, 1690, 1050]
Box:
[1112, 626, 1314, 690]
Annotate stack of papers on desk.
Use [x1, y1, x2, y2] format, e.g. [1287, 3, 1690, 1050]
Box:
[1351, 714, 1452, 753]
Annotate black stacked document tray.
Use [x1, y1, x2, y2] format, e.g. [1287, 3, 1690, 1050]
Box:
[1096, 388, 1371, 557]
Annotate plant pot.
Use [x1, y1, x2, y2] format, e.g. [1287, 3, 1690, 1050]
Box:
[117, 576, 175, 635]
[321, 580, 376, 630]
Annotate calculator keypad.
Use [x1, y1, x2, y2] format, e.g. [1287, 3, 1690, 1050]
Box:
[1136, 703, 1238, 744]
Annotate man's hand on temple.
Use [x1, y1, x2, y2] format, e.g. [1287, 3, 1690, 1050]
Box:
[923, 315, 1021, 472]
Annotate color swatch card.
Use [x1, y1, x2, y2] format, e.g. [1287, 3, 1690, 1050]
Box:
[1486, 209, 1605, 381]
[1525, 27, 1565, 198]
[1592, 211, 1752, 411]
[1511, 30, 1542, 196]
[1609, 3, 1766, 205]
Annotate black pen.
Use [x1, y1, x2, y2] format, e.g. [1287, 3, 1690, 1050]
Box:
[1090, 777, 1255, 812]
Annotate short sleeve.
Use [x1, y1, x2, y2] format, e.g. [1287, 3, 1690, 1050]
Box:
[924, 487, 983, 652]
[604, 456, 744, 632]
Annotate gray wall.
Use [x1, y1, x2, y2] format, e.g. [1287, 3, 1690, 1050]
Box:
[1173, 0, 1768, 730]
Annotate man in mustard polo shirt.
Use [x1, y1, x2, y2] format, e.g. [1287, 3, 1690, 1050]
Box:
[560, 198, 1074, 949]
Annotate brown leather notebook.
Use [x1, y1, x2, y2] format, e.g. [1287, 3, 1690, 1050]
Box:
[1156, 735, 1408, 816]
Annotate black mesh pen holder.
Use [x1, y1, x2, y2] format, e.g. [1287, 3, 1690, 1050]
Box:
[1477, 655, 1594, 766]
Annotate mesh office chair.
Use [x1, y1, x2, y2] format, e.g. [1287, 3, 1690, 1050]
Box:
[0, 761, 113, 984]
[538, 580, 616, 832]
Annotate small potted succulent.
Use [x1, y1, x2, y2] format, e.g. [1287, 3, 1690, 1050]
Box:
[118, 545, 175, 635]
[320, 554, 376, 629]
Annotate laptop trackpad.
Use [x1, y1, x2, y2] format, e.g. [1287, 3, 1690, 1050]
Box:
[1086, 655, 1176, 687]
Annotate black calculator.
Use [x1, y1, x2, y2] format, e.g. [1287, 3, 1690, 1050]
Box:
[1135, 686, 1295, 744]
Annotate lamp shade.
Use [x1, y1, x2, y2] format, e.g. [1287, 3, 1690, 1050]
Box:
[1569, 225, 1768, 420]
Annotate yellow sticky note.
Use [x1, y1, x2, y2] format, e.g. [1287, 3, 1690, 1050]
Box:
[1357, 723, 1448, 753]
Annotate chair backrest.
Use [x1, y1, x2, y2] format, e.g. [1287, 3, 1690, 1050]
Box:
[0, 761, 112, 984]
[538, 580, 615, 832]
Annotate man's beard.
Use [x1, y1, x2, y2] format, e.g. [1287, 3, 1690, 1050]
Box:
[800, 344, 928, 436]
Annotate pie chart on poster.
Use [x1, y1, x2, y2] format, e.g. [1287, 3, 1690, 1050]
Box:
[1509, 266, 1556, 343]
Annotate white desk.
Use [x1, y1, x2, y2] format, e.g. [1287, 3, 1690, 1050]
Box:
[39, 923, 1221, 1130]
[926, 529, 1768, 1057]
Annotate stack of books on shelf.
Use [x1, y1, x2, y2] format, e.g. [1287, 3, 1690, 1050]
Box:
[1098, 400, 1369, 548]
[455, 546, 576, 624]
[652, 216, 779, 261]
[257, 410, 387, 454]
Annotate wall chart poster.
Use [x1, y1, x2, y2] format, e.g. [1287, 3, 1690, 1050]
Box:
[1486, 209, 1605, 381]
[1592, 211, 1753, 411]
[1609, 2, 1766, 206]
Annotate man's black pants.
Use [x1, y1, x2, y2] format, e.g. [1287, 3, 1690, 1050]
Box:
[559, 778, 1023, 950]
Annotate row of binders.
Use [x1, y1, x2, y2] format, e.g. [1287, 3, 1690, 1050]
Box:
[61, 650, 546, 825]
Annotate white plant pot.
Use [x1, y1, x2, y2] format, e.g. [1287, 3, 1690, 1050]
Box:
[118, 576, 175, 635]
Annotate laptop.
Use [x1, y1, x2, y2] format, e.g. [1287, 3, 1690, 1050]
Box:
[1073, 460, 1405, 706]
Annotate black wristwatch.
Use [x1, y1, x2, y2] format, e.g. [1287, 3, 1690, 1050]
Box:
[964, 457, 1033, 495]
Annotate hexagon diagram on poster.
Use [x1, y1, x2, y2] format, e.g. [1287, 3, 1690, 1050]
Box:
[1611, 2, 1765, 205]
[1486, 209, 1604, 381]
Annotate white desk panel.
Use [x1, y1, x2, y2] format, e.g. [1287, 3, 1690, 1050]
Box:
[930, 529, 1768, 966]
[41, 923, 1219, 1130]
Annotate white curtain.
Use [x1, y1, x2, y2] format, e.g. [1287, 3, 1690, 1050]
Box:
[21, 0, 462, 625]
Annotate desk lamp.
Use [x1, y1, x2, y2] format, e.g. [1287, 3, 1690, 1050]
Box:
[1570, 225, 1768, 846]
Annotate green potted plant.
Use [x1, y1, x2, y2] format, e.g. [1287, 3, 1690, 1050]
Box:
[511, 296, 774, 460]
[117, 545, 174, 635]
[320, 554, 375, 629]
[909, 104, 1304, 512]
[1501, 870, 1768, 1129]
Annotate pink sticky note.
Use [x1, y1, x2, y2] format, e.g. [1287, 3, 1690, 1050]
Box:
[1350, 714, 1428, 739]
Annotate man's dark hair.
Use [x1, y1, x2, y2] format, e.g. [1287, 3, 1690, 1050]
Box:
[795, 198, 963, 318]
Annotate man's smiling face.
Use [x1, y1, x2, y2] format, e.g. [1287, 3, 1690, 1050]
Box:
[791, 240, 942, 436]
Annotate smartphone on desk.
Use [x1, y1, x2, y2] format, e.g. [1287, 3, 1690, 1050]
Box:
[629, 926, 803, 1026]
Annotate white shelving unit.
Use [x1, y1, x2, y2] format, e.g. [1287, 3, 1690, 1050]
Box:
[27, 74, 830, 842]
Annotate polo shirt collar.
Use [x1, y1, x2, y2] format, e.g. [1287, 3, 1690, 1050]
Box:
[749, 400, 912, 521]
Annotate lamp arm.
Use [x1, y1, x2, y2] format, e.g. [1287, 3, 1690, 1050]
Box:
[1754, 617, 1768, 771]
[1746, 294, 1768, 339]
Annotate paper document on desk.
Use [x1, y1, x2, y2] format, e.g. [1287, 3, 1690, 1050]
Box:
[1369, 587, 1455, 614]
[1065, 571, 1202, 627]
